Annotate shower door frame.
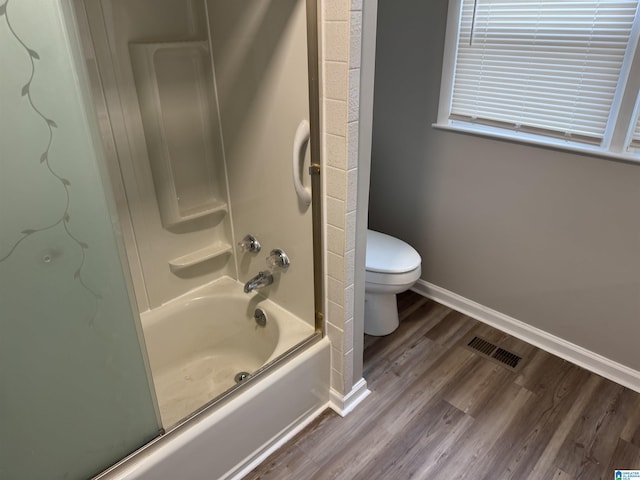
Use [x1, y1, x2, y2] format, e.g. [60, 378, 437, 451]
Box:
[305, 0, 324, 335]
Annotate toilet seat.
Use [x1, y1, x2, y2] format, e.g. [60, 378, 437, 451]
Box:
[366, 266, 421, 287]
[366, 230, 421, 274]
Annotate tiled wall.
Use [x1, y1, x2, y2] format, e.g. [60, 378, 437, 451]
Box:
[322, 0, 362, 396]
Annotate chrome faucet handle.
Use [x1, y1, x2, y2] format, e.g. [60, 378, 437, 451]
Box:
[238, 234, 261, 253]
[266, 249, 290, 270]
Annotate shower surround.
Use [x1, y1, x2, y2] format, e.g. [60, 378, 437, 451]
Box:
[76, 0, 319, 427]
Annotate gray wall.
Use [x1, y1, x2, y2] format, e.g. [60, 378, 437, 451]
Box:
[369, 0, 640, 371]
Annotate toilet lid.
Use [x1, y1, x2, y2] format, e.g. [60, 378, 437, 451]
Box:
[366, 230, 421, 274]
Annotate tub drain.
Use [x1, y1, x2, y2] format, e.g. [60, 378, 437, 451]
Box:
[234, 372, 251, 383]
[254, 308, 267, 327]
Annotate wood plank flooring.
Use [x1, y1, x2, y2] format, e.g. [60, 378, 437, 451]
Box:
[244, 291, 640, 480]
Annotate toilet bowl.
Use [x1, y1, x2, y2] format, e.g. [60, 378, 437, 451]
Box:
[364, 229, 421, 336]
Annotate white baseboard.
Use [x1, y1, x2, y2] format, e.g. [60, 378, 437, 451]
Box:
[329, 378, 371, 417]
[412, 280, 640, 393]
[229, 404, 328, 480]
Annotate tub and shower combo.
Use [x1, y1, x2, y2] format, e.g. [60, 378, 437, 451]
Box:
[2, 0, 329, 479]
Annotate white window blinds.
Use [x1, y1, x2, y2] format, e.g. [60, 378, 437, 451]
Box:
[450, 0, 639, 145]
[631, 111, 640, 148]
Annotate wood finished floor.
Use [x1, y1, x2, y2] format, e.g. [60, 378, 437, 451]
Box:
[245, 291, 640, 480]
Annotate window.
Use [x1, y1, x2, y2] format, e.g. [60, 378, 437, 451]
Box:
[631, 104, 640, 149]
[437, 0, 640, 160]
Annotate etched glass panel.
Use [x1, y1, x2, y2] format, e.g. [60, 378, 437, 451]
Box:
[0, 1, 161, 479]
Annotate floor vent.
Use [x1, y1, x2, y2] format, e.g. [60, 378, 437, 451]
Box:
[466, 336, 523, 370]
[493, 347, 522, 369]
[467, 336, 497, 356]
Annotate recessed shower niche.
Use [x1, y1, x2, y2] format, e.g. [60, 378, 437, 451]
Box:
[129, 41, 227, 230]
[81, 0, 240, 308]
[130, 40, 233, 275]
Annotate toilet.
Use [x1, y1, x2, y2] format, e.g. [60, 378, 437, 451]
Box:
[364, 229, 422, 336]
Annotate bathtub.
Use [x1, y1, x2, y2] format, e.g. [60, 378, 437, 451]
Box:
[96, 276, 330, 480]
[141, 276, 316, 427]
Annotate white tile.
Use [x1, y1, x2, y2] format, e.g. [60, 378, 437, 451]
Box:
[327, 251, 345, 281]
[348, 68, 360, 122]
[345, 211, 356, 252]
[351, 0, 363, 11]
[344, 283, 355, 317]
[324, 99, 347, 136]
[326, 196, 346, 228]
[346, 168, 358, 211]
[349, 12, 362, 69]
[324, 21, 349, 62]
[324, 61, 348, 101]
[327, 321, 345, 353]
[326, 224, 345, 255]
[326, 166, 347, 200]
[326, 133, 347, 169]
[344, 248, 355, 286]
[328, 276, 345, 307]
[331, 346, 345, 372]
[344, 318, 354, 353]
[343, 349, 355, 388]
[347, 121, 359, 169]
[324, 0, 349, 21]
[331, 368, 345, 393]
[328, 300, 345, 327]
[327, 319, 344, 338]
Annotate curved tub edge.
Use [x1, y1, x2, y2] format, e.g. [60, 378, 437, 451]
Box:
[95, 338, 331, 480]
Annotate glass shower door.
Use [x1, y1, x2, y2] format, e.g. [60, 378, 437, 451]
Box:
[0, 1, 161, 479]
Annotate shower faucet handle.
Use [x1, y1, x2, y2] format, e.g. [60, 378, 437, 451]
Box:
[238, 234, 261, 253]
[266, 249, 290, 270]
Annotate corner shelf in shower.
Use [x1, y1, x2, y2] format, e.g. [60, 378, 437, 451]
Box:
[129, 40, 226, 230]
[167, 200, 228, 227]
[168, 242, 233, 273]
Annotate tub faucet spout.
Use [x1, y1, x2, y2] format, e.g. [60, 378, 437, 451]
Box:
[244, 271, 274, 293]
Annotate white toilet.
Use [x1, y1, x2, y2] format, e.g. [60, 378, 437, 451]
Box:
[364, 229, 422, 336]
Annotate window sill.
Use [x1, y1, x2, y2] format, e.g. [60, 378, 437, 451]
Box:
[432, 121, 640, 166]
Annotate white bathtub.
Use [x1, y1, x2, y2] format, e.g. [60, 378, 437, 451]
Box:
[97, 276, 330, 480]
[140, 276, 316, 427]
